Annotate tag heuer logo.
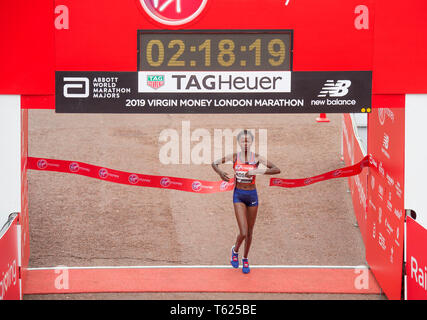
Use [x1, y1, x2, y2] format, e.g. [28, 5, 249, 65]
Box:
[147, 75, 165, 89]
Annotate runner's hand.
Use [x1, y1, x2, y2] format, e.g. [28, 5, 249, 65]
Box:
[219, 171, 230, 182]
[246, 168, 266, 177]
[245, 170, 257, 177]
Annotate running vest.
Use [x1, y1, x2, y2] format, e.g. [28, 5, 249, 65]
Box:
[233, 152, 259, 184]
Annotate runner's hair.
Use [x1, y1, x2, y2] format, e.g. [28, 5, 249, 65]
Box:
[237, 129, 254, 142]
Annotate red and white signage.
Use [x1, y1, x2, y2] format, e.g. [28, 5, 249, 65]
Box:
[406, 217, 427, 300]
[342, 114, 368, 244]
[366, 95, 405, 300]
[0, 216, 20, 300]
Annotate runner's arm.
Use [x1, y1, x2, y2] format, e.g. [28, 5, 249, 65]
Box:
[212, 154, 235, 182]
[247, 154, 280, 176]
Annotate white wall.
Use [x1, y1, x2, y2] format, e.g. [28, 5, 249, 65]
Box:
[405, 94, 427, 229]
[0, 95, 21, 232]
[350, 113, 367, 156]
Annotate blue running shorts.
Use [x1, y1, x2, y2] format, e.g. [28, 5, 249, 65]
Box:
[233, 188, 258, 207]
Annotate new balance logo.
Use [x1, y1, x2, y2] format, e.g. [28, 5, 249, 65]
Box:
[318, 80, 352, 97]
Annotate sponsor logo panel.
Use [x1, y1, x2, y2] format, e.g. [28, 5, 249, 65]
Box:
[56, 71, 372, 113]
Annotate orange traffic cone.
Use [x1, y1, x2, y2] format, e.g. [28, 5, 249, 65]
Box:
[316, 113, 330, 122]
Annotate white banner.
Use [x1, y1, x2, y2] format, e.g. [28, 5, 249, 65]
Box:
[138, 71, 291, 93]
[0, 95, 21, 230]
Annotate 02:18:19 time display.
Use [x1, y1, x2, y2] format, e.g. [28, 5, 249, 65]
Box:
[138, 32, 292, 71]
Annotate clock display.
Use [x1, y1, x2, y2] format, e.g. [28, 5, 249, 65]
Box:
[138, 30, 293, 71]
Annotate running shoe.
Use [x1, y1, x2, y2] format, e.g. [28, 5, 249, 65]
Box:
[230, 246, 239, 268]
[242, 258, 250, 274]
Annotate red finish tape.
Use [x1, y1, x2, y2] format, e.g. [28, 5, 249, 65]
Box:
[28, 155, 369, 192]
[270, 156, 369, 188]
[28, 157, 235, 193]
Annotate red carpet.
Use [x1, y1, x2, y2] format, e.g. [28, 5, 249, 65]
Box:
[23, 267, 381, 295]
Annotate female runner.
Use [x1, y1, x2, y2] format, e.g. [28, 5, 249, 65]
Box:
[212, 130, 280, 274]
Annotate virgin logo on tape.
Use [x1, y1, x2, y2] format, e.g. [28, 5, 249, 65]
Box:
[37, 159, 59, 170]
[191, 180, 213, 192]
[192, 181, 202, 191]
[128, 174, 151, 185]
[160, 177, 182, 187]
[69, 162, 90, 173]
[139, 0, 208, 26]
[220, 180, 232, 190]
[98, 168, 119, 179]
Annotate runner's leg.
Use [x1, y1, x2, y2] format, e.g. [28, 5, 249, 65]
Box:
[233, 202, 248, 252]
[243, 205, 258, 258]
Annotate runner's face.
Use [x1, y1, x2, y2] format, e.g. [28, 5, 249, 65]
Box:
[239, 135, 253, 152]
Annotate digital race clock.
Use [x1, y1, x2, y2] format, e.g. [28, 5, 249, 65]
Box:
[137, 30, 293, 71]
[55, 30, 372, 114]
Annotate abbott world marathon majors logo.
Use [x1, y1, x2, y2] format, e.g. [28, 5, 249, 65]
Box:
[63, 76, 131, 99]
[139, 0, 209, 26]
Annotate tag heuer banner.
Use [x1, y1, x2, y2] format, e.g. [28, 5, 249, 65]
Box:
[56, 71, 372, 113]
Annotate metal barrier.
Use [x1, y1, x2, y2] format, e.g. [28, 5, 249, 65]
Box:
[0, 212, 18, 239]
